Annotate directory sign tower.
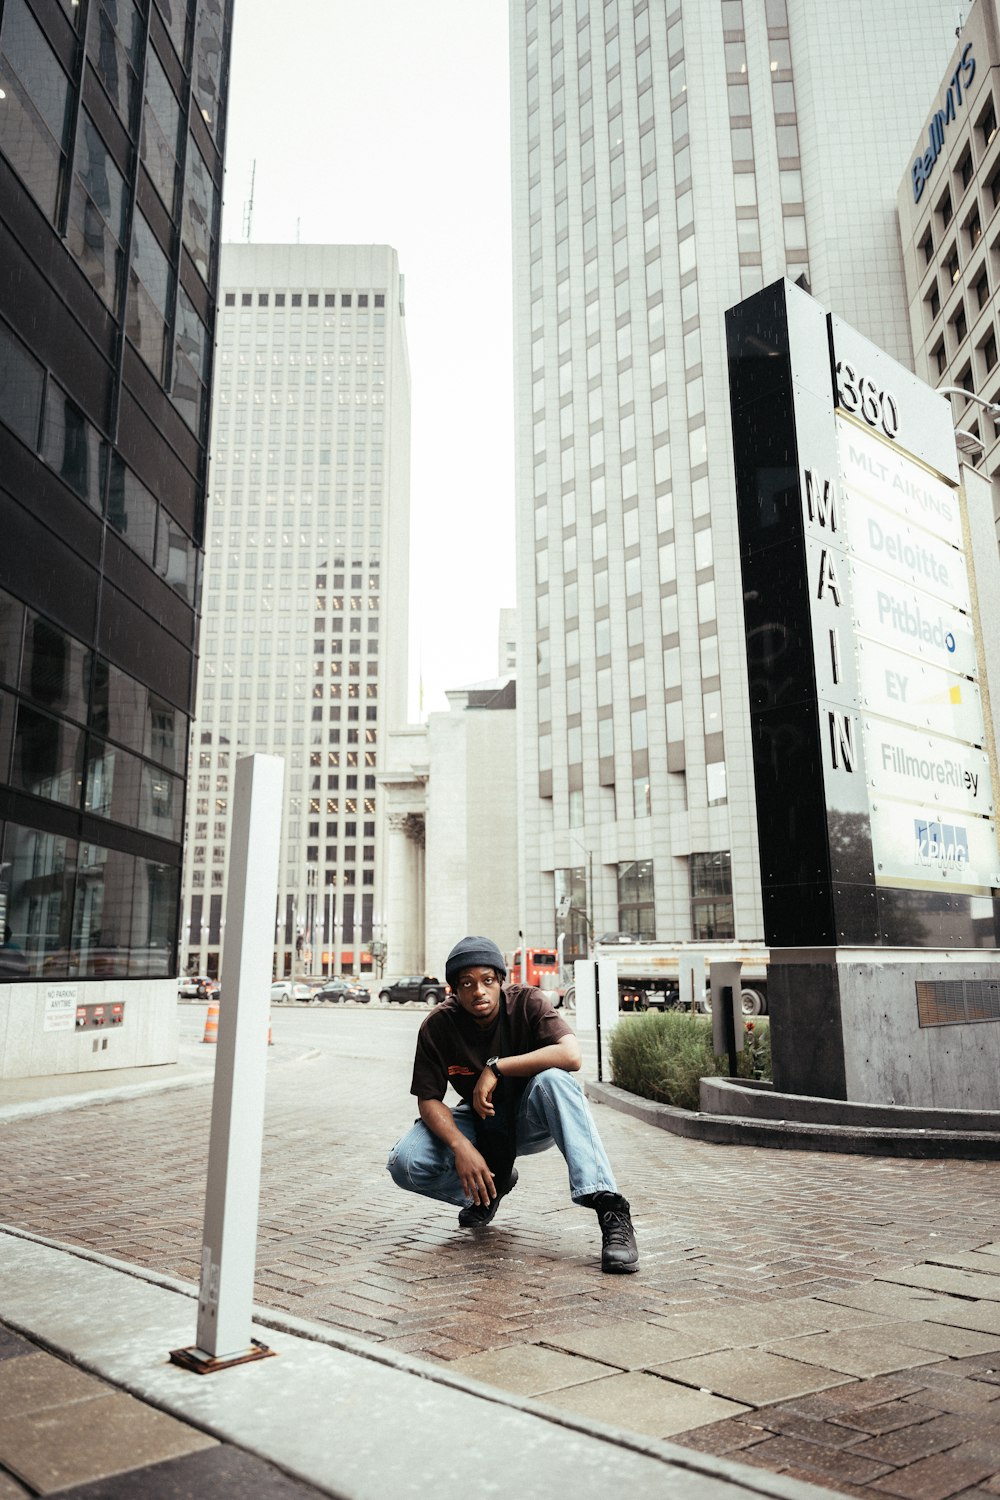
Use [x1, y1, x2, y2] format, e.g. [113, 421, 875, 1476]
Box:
[727, 280, 1000, 1108]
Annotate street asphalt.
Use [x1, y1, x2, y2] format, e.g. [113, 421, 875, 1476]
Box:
[1, 1001, 999, 1498]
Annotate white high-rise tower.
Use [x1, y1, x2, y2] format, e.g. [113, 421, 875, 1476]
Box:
[510, 0, 961, 957]
[181, 244, 410, 981]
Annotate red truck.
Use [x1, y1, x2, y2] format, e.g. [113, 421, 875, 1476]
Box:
[509, 947, 564, 1001]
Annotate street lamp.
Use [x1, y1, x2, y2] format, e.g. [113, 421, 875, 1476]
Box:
[937, 385, 1000, 467]
[937, 385, 1000, 424]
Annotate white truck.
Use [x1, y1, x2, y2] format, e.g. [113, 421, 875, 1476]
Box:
[562, 938, 770, 1016]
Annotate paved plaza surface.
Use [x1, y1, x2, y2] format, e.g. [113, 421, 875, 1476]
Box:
[1, 1005, 999, 1499]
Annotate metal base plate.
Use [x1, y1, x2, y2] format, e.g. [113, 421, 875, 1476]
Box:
[168, 1337, 276, 1374]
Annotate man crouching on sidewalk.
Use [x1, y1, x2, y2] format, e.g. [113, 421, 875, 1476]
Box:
[386, 935, 638, 1274]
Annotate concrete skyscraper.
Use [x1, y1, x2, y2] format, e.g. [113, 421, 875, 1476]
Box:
[509, 0, 961, 956]
[180, 244, 410, 982]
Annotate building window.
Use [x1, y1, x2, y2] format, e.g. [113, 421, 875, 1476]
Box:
[0, 0, 73, 222]
[66, 114, 129, 312]
[617, 859, 655, 940]
[919, 227, 934, 265]
[980, 98, 997, 150]
[932, 339, 946, 376]
[126, 212, 174, 381]
[957, 146, 974, 190]
[938, 190, 953, 228]
[926, 282, 940, 322]
[89, 0, 142, 133]
[944, 245, 960, 285]
[975, 270, 990, 310]
[141, 48, 183, 215]
[690, 851, 734, 940]
[981, 330, 998, 375]
[966, 209, 982, 251]
[952, 302, 968, 347]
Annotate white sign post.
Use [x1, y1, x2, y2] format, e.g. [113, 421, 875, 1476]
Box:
[170, 753, 284, 1372]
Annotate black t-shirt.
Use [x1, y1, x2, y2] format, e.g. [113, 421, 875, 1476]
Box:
[410, 984, 572, 1104]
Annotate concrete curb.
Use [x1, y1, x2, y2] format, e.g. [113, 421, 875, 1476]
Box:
[585, 1080, 1000, 1158]
[0, 1223, 843, 1500]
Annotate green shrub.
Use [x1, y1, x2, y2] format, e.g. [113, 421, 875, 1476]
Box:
[609, 1010, 771, 1110]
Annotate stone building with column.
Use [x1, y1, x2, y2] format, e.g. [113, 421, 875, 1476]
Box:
[378, 677, 519, 983]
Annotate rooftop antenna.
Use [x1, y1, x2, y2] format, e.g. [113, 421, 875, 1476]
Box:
[242, 159, 256, 243]
[296, 217, 301, 245]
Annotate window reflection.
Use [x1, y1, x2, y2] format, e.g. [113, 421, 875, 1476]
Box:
[155, 514, 198, 600]
[67, 113, 128, 311]
[0, 822, 78, 977]
[146, 695, 184, 772]
[156, 0, 190, 64]
[192, 0, 223, 136]
[0, 0, 72, 221]
[90, 657, 147, 752]
[139, 761, 182, 839]
[84, 738, 140, 824]
[12, 703, 85, 806]
[89, 0, 143, 132]
[181, 140, 216, 282]
[22, 612, 90, 723]
[40, 381, 107, 510]
[0, 320, 45, 448]
[172, 288, 209, 434]
[0, 590, 26, 687]
[107, 456, 157, 564]
[141, 47, 182, 213]
[73, 842, 132, 976]
[126, 211, 173, 379]
[131, 858, 178, 974]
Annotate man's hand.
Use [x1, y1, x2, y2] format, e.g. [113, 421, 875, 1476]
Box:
[452, 1136, 495, 1205]
[472, 1065, 498, 1120]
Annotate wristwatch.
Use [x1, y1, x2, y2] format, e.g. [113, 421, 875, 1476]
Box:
[486, 1055, 503, 1078]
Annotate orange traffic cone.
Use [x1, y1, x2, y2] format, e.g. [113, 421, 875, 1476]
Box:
[267, 1010, 273, 1047]
[202, 1001, 219, 1044]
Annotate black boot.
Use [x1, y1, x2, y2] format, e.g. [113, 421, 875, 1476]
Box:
[592, 1192, 639, 1273]
[458, 1167, 518, 1228]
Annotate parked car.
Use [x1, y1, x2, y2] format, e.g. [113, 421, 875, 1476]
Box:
[378, 975, 444, 1005]
[314, 980, 350, 1004]
[315, 978, 372, 1004]
[178, 974, 218, 998]
[270, 981, 314, 1004]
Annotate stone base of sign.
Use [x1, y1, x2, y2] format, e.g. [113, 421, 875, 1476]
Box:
[767, 947, 1000, 1109]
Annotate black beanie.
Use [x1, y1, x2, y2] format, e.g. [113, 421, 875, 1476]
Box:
[445, 936, 507, 988]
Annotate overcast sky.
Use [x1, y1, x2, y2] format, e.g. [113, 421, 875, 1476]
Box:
[220, 0, 516, 718]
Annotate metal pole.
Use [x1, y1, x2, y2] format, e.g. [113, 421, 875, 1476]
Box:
[722, 986, 738, 1078]
[594, 959, 603, 1082]
[170, 754, 284, 1372]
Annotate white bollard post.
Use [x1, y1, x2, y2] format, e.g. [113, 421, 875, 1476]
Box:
[170, 754, 284, 1372]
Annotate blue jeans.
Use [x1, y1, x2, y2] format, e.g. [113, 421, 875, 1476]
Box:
[386, 1068, 618, 1207]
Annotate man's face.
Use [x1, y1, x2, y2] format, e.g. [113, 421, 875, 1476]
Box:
[453, 966, 502, 1026]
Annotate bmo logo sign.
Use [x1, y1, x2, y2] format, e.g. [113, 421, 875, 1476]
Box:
[836, 361, 900, 441]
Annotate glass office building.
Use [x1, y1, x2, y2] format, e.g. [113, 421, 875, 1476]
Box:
[509, 0, 961, 954]
[0, 0, 231, 1074]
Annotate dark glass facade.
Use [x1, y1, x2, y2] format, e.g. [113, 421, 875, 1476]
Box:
[0, 0, 232, 981]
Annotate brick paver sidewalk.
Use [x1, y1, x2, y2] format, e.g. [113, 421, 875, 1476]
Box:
[1, 1015, 998, 1499]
